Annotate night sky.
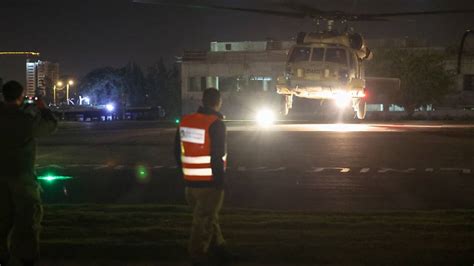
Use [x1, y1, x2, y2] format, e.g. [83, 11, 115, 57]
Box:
[1, 0, 473, 83]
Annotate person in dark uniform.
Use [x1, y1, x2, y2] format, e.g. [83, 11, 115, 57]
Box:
[175, 88, 230, 266]
[0, 81, 58, 266]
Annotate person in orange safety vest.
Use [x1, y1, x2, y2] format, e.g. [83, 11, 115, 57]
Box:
[175, 88, 231, 266]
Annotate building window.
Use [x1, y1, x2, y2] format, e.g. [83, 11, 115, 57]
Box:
[219, 76, 239, 92]
[225, 44, 232, 51]
[188, 77, 201, 92]
[464, 75, 474, 91]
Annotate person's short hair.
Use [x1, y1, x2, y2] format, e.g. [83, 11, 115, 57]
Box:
[202, 88, 221, 108]
[2, 80, 24, 102]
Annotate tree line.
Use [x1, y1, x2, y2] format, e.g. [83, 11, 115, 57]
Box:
[365, 48, 456, 115]
[77, 59, 180, 117]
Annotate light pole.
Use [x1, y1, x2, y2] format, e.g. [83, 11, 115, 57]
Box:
[66, 80, 74, 105]
[53, 81, 63, 106]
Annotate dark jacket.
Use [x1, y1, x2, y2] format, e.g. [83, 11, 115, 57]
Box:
[175, 106, 227, 188]
[0, 102, 58, 179]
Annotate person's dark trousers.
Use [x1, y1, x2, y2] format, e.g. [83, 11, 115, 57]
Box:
[185, 187, 226, 264]
[0, 178, 43, 265]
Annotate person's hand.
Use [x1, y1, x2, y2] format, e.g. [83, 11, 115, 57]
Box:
[35, 97, 47, 109]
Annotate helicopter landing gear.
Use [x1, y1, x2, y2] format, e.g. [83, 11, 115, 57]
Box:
[282, 95, 293, 116]
[354, 98, 367, 120]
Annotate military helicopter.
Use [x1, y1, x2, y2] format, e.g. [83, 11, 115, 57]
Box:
[133, 0, 474, 119]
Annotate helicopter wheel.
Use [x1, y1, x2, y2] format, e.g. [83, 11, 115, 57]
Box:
[281, 95, 293, 116]
[355, 98, 367, 120]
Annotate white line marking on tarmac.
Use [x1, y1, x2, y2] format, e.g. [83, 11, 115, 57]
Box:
[262, 167, 287, 172]
[440, 168, 472, 174]
[308, 167, 351, 173]
[360, 168, 370, 173]
[93, 165, 109, 170]
[378, 168, 416, 173]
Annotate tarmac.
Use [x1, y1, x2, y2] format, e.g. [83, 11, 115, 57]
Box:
[37, 121, 474, 211]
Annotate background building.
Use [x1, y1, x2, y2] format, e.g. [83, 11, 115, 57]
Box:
[180, 38, 474, 118]
[26, 59, 59, 97]
[180, 40, 293, 118]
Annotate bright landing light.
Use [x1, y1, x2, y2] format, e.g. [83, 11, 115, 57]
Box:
[256, 108, 276, 127]
[334, 93, 352, 108]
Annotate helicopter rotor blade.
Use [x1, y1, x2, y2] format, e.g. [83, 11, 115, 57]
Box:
[357, 9, 474, 19]
[133, 1, 474, 22]
[280, 1, 326, 15]
[133, 0, 305, 18]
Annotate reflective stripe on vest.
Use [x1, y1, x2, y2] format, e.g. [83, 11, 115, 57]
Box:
[181, 154, 227, 164]
[179, 113, 224, 182]
[183, 168, 213, 176]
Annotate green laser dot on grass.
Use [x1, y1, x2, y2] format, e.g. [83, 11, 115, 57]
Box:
[136, 165, 149, 182]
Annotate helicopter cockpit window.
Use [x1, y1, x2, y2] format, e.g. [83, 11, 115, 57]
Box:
[289, 47, 311, 62]
[325, 48, 348, 65]
[311, 48, 324, 61]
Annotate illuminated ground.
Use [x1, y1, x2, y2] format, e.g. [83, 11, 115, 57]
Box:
[37, 121, 474, 211]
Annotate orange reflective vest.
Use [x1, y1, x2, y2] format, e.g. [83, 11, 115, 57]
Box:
[179, 113, 226, 182]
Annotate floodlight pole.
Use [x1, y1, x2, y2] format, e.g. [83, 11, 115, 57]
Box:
[457, 30, 473, 74]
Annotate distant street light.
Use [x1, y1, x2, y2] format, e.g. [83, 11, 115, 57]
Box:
[53, 80, 75, 105]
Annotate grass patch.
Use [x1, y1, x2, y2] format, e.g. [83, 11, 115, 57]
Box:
[41, 205, 474, 265]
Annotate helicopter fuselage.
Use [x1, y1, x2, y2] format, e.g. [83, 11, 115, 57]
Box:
[276, 31, 371, 119]
[276, 43, 366, 100]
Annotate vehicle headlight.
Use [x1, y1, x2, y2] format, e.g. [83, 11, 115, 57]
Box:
[256, 108, 276, 127]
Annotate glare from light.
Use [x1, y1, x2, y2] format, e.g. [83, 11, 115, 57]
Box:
[175, 119, 180, 124]
[106, 103, 115, 112]
[256, 108, 276, 127]
[334, 93, 352, 108]
[37, 175, 73, 183]
[68, 80, 74, 85]
[327, 123, 366, 132]
[57, 81, 63, 87]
